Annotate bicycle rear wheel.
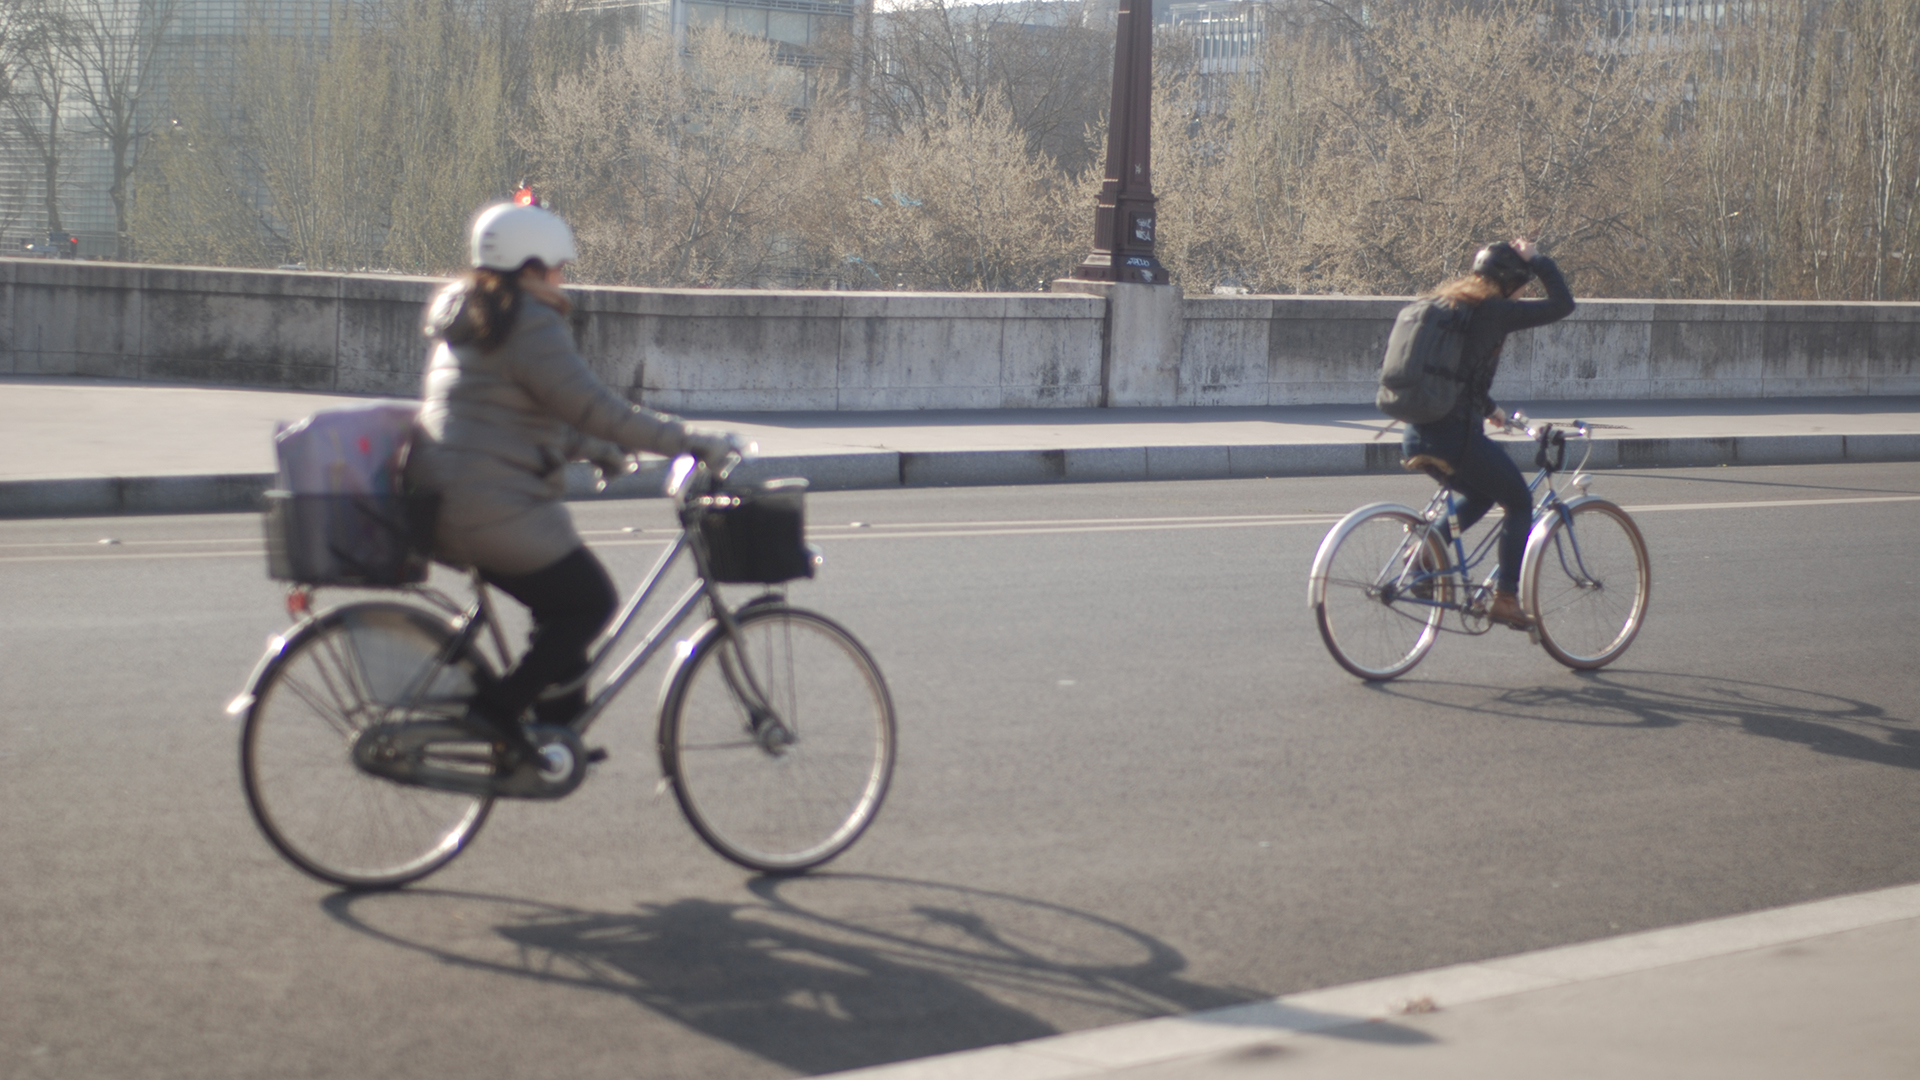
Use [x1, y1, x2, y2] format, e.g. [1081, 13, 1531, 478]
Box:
[661, 605, 895, 874]
[240, 602, 493, 890]
[1312, 507, 1448, 681]
[1523, 500, 1650, 670]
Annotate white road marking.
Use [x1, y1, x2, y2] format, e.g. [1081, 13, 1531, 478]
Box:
[1621, 493, 1920, 513]
[0, 494, 1914, 564]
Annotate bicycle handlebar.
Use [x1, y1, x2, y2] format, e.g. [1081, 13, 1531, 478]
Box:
[1487, 410, 1597, 476]
[663, 438, 758, 501]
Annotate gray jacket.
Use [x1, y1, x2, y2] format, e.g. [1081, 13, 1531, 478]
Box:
[408, 280, 693, 574]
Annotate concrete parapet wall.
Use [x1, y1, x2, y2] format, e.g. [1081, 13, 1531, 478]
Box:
[1177, 295, 1920, 404]
[4, 258, 1917, 407]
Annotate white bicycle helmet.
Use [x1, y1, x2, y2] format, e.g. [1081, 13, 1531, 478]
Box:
[470, 202, 578, 271]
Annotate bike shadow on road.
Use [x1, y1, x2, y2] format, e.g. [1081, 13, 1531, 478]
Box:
[323, 874, 1429, 1074]
[1369, 669, 1920, 771]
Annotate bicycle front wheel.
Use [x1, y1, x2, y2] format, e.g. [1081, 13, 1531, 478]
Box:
[240, 602, 493, 890]
[1523, 500, 1651, 670]
[661, 605, 895, 874]
[1312, 507, 1447, 681]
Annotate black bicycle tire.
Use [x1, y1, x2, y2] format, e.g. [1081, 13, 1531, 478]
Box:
[239, 601, 494, 890]
[659, 604, 895, 874]
[1314, 508, 1448, 681]
[1525, 501, 1651, 670]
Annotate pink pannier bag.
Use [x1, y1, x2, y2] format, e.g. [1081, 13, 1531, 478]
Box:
[262, 401, 435, 587]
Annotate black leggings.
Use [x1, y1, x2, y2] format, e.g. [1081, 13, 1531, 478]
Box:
[476, 547, 617, 728]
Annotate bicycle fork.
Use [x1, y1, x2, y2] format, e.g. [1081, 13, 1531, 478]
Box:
[709, 600, 797, 756]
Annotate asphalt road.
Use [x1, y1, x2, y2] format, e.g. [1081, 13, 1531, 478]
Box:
[3, 463, 1918, 1080]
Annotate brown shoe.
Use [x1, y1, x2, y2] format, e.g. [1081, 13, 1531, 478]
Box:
[1488, 590, 1533, 630]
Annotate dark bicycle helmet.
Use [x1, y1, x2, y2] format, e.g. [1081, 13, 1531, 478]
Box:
[1471, 242, 1534, 291]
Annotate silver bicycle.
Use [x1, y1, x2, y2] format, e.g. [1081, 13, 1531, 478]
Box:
[1309, 416, 1652, 680]
[232, 453, 896, 889]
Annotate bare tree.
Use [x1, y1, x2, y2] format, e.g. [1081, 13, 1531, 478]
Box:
[2, 0, 72, 243]
[1673, 0, 1920, 300]
[525, 27, 816, 287]
[58, 0, 178, 259]
[125, 91, 276, 266]
[1152, 0, 1686, 296]
[233, 2, 397, 269]
[844, 0, 1112, 174]
[840, 92, 1090, 290]
[380, 0, 518, 275]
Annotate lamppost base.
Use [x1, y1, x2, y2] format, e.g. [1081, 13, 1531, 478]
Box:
[1071, 252, 1170, 287]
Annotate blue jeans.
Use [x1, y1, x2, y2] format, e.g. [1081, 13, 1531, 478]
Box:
[1405, 416, 1531, 593]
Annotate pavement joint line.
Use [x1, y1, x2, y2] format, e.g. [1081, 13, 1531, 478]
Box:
[818, 880, 1920, 1080]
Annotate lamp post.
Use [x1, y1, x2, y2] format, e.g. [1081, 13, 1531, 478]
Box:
[1071, 0, 1166, 286]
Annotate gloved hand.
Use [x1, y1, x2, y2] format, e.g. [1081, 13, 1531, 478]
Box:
[575, 435, 634, 492]
[1488, 407, 1528, 433]
[593, 454, 634, 492]
[682, 428, 746, 467]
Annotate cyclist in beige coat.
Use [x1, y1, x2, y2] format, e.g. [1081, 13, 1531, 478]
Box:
[409, 203, 737, 762]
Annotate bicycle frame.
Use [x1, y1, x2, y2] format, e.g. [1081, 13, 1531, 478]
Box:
[1395, 421, 1596, 622]
[360, 454, 785, 741]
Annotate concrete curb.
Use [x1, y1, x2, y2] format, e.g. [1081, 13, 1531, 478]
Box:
[3, 432, 1917, 519]
[815, 880, 1920, 1080]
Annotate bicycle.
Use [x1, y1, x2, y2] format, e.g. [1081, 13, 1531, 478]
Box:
[1308, 415, 1651, 680]
[230, 452, 896, 890]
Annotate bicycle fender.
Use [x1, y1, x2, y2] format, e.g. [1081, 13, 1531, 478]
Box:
[229, 601, 479, 719]
[1308, 503, 1425, 608]
[1517, 495, 1620, 613]
[228, 626, 301, 718]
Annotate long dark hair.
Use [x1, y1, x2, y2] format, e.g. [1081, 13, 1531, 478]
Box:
[453, 267, 520, 351]
[450, 259, 548, 351]
[1427, 273, 1506, 307]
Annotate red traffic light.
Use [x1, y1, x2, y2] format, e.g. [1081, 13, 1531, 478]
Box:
[513, 187, 536, 207]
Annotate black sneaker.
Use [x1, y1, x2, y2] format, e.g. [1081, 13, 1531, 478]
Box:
[458, 707, 543, 772]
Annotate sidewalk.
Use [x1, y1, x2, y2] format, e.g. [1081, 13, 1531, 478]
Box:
[2, 376, 1917, 517]
[820, 882, 1920, 1080]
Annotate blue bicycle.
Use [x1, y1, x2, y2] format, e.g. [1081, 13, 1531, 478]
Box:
[1309, 416, 1651, 680]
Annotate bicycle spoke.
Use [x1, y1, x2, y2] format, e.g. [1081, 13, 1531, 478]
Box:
[1526, 501, 1650, 670]
[241, 604, 492, 890]
[1314, 508, 1445, 680]
[664, 607, 894, 873]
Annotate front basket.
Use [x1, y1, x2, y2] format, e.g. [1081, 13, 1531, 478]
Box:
[697, 478, 815, 585]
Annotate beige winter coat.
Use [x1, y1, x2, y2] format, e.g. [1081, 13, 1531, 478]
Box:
[408, 280, 693, 575]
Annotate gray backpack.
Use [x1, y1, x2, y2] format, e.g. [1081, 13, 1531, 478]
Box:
[1375, 296, 1473, 424]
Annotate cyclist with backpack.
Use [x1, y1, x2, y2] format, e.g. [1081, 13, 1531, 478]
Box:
[408, 202, 740, 769]
[1392, 239, 1574, 630]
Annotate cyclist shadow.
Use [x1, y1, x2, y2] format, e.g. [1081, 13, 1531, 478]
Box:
[1374, 669, 1920, 770]
[323, 875, 1425, 1073]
